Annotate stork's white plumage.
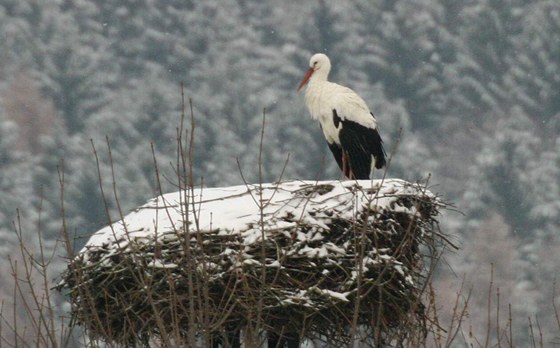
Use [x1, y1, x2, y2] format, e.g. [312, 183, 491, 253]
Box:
[298, 53, 386, 180]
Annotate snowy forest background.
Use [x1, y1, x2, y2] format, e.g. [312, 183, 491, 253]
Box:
[0, 0, 559, 346]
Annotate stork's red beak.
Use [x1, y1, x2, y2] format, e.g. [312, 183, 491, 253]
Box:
[297, 67, 314, 91]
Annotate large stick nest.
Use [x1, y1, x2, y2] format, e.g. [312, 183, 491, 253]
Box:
[57, 179, 449, 346]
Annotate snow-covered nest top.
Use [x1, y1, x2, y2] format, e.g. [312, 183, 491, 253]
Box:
[58, 179, 447, 346]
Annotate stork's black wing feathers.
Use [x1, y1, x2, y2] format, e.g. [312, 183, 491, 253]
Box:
[369, 128, 387, 170]
[337, 114, 387, 179]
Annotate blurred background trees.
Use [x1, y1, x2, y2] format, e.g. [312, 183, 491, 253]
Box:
[0, 0, 559, 345]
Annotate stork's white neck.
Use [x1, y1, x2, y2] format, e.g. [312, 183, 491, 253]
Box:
[304, 62, 331, 111]
[304, 76, 334, 123]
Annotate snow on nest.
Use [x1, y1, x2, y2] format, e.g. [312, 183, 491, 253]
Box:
[82, 179, 434, 258]
[61, 179, 443, 344]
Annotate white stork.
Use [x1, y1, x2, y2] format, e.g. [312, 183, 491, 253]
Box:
[298, 53, 386, 180]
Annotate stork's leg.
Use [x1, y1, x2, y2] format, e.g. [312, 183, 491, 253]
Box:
[341, 152, 355, 180]
[342, 152, 348, 179]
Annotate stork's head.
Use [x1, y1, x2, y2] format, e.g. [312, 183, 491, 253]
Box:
[297, 53, 332, 91]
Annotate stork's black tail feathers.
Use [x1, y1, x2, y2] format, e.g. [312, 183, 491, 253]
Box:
[336, 121, 386, 179]
[372, 130, 386, 170]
